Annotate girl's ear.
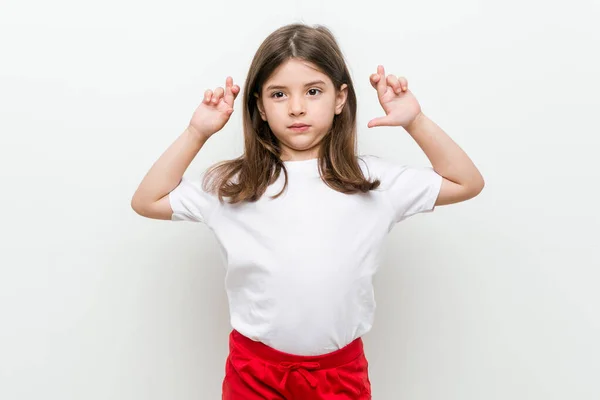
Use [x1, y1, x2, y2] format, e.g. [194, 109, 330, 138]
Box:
[254, 92, 267, 121]
[335, 84, 348, 115]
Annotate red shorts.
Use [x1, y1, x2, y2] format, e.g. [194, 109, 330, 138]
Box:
[222, 330, 372, 399]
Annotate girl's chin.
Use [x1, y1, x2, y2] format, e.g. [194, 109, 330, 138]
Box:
[282, 138, 322, 149]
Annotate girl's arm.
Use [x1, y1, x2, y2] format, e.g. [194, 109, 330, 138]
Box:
[367, 66, 484, 206]
[131, 127, 210, 220]
[405, 112, 485, 206]
[131, 76, 240, 220]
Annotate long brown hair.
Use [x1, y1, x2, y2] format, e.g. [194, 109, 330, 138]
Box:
[204, 23, 380, 204]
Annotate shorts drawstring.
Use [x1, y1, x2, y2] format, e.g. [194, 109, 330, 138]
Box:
[278, 361, 321, 389]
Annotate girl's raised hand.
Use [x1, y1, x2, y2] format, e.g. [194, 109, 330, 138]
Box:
[188, 76, 241, 139]
[367, 65, 422, 129]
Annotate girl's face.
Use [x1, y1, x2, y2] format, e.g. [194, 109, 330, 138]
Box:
[256, 58, 348, 162]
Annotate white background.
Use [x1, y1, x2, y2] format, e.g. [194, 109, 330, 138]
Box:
[1, 0, 599, 399]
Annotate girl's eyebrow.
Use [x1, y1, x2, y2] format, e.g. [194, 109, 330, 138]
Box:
[265, 80, 326, 91]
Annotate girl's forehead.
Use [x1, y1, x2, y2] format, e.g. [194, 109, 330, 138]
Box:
[265, 59, 330, 85]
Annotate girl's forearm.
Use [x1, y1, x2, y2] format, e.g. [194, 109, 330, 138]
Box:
[405, 112, 484, 190]
[131, 127, 209, 208]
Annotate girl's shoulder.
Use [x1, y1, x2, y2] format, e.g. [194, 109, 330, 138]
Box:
[357, 154, 402, 177]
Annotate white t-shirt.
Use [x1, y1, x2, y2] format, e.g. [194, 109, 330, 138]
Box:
[169, 155, 442, 355]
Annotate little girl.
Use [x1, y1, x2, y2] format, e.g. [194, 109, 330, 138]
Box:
[131, 23, 484, 400]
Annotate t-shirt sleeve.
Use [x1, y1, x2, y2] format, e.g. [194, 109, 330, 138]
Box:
[168, 174, 219, 224]
[361, 155, 443, 223]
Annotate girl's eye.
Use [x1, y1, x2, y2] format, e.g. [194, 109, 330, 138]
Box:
[270, 89, 322, 98]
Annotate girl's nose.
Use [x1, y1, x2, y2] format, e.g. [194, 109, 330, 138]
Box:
[288, 97, 306, 116]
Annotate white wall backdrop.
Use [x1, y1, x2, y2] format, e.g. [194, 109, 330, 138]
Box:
[1, 0, 599, 399]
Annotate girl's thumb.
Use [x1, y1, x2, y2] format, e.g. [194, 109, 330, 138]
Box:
[367, 116, 389, 128]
